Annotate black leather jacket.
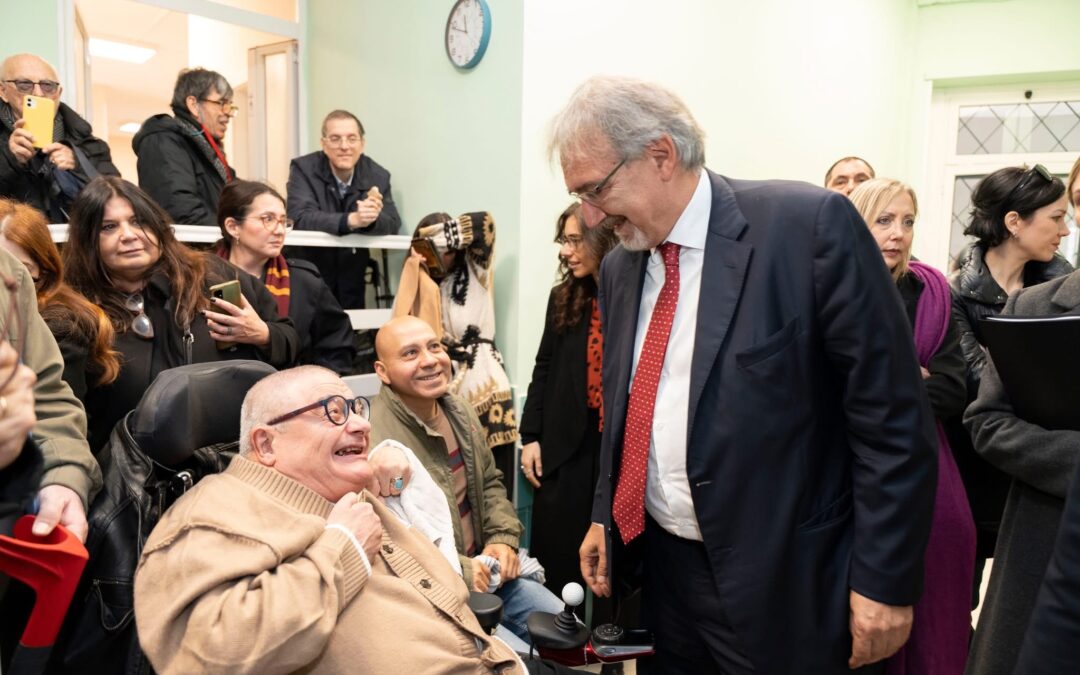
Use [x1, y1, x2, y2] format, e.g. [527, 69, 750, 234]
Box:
[948, 244, 1073, 395]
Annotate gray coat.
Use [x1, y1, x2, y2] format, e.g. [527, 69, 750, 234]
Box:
[964, 270, 1080, 675]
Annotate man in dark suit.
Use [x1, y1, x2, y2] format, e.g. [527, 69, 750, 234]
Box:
[286, 110, 401, 309]
[550, 76, 937, 674]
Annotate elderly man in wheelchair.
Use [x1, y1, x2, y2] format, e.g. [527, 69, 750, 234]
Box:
[132, 363, 611, 675]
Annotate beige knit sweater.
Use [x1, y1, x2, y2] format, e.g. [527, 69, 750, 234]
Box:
[134, 456, 523, 674]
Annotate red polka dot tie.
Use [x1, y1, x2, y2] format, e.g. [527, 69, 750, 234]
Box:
[613, 242, 681, 544]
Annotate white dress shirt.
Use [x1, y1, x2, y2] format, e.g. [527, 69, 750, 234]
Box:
[629, 169, 711, 541]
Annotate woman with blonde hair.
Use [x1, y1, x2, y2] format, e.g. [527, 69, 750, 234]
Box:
[850, 178, 974, 674]
[0, 198, 120, 400]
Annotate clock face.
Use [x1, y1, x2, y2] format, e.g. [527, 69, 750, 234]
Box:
[445, 0, 491, 69]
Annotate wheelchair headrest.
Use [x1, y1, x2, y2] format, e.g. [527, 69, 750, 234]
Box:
[129, 360, 276, 467]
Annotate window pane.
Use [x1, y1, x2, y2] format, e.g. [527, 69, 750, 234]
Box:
[957, 101, 1080, 154]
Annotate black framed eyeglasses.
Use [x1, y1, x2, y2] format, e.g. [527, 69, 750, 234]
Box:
[1004, 163, 1055, 207]
[569, 159, 626, 205]
[267, 395, 370, 426]
[198, 98, 239, 117]
[4, 79, 59, 95]
[247, 212, 294, 232]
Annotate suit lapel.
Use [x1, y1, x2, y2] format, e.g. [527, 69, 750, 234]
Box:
[687, 172, 752, 435]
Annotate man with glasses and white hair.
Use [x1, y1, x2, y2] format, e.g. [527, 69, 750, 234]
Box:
[551, 76, 937, 674]
[134, 67, 238, 226]
[133, 364, 577, 675]
[287, 109, 401, 309]
[0, 53, 119, 222]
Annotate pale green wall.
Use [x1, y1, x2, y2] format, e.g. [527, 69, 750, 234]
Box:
[306, 0, 525, 377]
[0, 3, 61, 72]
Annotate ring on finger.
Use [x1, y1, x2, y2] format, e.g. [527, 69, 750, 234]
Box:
[391, 476, 404, 491]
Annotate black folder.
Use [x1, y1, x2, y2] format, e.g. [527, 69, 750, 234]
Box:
[980, 315, 1080, 431]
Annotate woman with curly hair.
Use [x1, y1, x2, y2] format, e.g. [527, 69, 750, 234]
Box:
[0, 198, 119, 401]
[519, 202, 618, 599]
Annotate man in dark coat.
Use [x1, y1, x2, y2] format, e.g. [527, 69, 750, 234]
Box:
[553, 76, 936, 674]
[0, 53, 119, 222]
[132, 68, 237, 225]
[286, 110, 400, 309]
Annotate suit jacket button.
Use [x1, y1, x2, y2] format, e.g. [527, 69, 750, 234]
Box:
[420, 579, 432, 589]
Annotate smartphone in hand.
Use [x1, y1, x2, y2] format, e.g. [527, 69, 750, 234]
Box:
[22, 95, 55, 149]
[208, 280, 242, 350]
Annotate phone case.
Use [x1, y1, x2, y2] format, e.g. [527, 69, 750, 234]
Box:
[208, 280, 242, 350]
[22, 95, 55, 149]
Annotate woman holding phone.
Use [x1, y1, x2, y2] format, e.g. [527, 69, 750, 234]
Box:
[214, 179, 355, 373]
[63, 176, 298, 451]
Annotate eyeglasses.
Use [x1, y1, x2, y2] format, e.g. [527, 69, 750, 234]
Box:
[267, 394, 371, 426]
[556, 234, 584, 249]
[570, 159, 626, 205]
[247, 212, 294, 232]
[198, 98, 239, 118]
[1004, 164, 1055, 208]
[323, 134, 362, 147]
[0, 272, 27, 392]
[124, 292, 154, 340]
[4, 79, 60, 95]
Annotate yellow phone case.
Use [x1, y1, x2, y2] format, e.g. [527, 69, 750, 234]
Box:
[22, 95, 55, 149]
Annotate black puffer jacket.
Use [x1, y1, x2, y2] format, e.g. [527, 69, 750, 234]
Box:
[947, 243, 1073, 556]
[132, 110, 235, 226]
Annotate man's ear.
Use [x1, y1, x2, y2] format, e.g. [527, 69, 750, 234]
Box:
[251, 427, 276, 467]
[646, 134, 678, 181]
[374, 360, 392, 386]
[185, 95, 201, 119]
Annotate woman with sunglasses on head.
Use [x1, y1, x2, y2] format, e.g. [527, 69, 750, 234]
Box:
[63, 176, 299, 452]
[947, 165, 1073, 616]
[519, 203, 618, 606]
[849, 180, 973, 675]
[0, 198, 119, 403]
[962, 159, 1080, 675]
[215, 180, 355, 374]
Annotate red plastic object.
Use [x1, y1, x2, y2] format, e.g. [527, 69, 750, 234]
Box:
[537, 641, 655, 667]
[0, 515, 89, 648]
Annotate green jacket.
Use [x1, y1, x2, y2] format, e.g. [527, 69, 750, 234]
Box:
[370, 387, 522, 580]
[0, 248, 100, 507]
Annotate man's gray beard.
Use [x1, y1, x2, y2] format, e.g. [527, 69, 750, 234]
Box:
[602, 215, 652, 251]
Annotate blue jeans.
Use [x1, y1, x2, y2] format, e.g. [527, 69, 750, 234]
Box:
[494, 577, 564, 648]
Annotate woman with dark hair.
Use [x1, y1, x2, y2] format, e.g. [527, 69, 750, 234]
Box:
[412, 211, 519, 493]
[519, 203, 618, 599]
[215, 179, 354, 373]
[948, 165, 1073, 606]
[63, 176, 298, 451]
[849, 180, 972, 674]
[0, 198, 120, 401]
[963, 159, 1078, 675]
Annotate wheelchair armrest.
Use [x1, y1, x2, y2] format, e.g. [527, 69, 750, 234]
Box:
[468, 591, 503, 634]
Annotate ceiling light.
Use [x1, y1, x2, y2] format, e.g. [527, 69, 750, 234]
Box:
[89, 38, 156, 64]
[118, 122, 141, 134]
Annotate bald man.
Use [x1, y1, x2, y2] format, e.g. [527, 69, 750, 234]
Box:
[370, 316, 563, 650]
[0, 53, 119, 221]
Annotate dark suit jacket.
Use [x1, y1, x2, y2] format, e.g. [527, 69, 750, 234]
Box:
[286, 151, 401, 308]
[1015, 455, 1080, 675]
[593, 172, 937, 674]
[519, 287, 592, 475]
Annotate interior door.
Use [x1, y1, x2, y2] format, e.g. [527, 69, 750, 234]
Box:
[247, 39, 299, 194]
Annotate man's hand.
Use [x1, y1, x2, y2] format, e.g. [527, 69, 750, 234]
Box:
[848, 590, 913, 669]
[471, 557, 492, 592]
[42, 143, 76, 171]
[348, 198, 382, 230]
[520, 441, 542, 488]
[579, 523, 610, 597]
[8, 119, 35, 166]
[328, 492, 383, 562]
[482, 542, 519, 582]
[367, 443, 411, 497]
[34, 484, 88, 542]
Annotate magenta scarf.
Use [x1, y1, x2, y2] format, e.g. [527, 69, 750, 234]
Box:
[908, 261, 950, 366]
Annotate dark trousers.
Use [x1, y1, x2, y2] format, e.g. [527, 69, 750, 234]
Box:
[638, 516, 756, 675]
[289, 246, 371, 309]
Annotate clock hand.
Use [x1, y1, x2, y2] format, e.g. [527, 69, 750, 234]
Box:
[450, 22, 466, 33]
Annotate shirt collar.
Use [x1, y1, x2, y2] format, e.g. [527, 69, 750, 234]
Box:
[657, 168, 710, 253]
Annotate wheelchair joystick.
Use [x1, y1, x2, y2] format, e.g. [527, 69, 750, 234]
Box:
[553, 583, 584, 633]
[526, 582, 589, 651]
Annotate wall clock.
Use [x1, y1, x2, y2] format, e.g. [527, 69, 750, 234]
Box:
[445, 0, 491, 69]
